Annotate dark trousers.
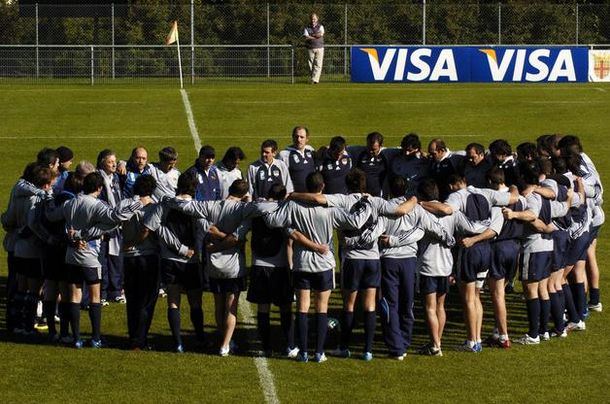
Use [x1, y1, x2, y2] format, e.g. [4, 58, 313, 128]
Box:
[380, 257, 416, 357]
[100, 240, 124, 300]
[6, 252, 18, 330]
[124, 254, 160, 348]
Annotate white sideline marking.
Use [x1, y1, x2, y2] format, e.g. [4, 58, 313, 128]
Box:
[180, 89, 202, 152]
[226, 101, 300, 104]
[76, 101, 144, 104]
[0, 135, 183, 140]
[239, 295, 280, 404]
[180, 88, 280, 404]
[595, 87, 607, 93]
[526, 100, 600, 104]
[383, 101, 451, 104]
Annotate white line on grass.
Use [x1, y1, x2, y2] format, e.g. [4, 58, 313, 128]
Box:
[526, 100, 601, 104]
[76, 101, 144, 104]
[180, 88, 280, 404]
[595, 87, 608, 93]
[226, 101, 301, 104]
[239, 295, 280, 404]
[180, 89, 202, 152]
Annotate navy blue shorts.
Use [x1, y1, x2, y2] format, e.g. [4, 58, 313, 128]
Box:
[66, 264, 101, 285]
[341, 258, 381, 290]
[293, 270, 334, 292]
[14, 257, 43, 279]
[520, 250, 552, 282]
[42, 247, 67, 282]
[247, 266, 293, 305]
[161, 259, 203, 290]
[490, 239, 520, 280]
[551, 230, 569, 271]
[565, 232, 590, 267]
[457, 242, 491, 283]
[419, 275, 449, 296]
[589, 225, 601, 241]
[209, 276, 247, 294]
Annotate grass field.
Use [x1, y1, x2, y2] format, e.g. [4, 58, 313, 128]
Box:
[1, 82, 609, 403]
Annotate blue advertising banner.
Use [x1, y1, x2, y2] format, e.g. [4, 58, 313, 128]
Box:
[350, 46, 589, 83]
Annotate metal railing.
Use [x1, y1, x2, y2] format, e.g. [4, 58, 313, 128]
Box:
[0, 44, 295, 85]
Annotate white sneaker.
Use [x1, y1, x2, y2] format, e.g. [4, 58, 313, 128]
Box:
[219, 345, 230, 357]
[286, 347, 300, 359]
[550, 329, 568, 338]
[540, 332, 550, 341]
[589, 302, 603, 312]
[566, 320, 586, 331]
[158, 288, 167, 298]
[515, 334, 540, 345]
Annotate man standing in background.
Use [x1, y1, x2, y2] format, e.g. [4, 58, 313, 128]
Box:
[304, 13, 324, 84]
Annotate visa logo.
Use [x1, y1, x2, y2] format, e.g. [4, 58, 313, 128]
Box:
[360, 48, 458, 81]
[479, 49, 576, 82]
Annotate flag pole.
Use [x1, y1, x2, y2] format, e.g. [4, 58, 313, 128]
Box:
[176, 22, 184, 89]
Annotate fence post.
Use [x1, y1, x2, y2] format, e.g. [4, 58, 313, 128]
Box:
[291, 45, 294, 84]
[422, 0, 426, 45]
[35, 3, 39, 79]
[112, 3, 115, 80]
[191, 0, 195, 84]
[498, 3, 501, 45]
[91, 46, 95, 86]
[576, 3, 580, 45]
[267, 3, 270, 78]
[344, 3, 348, 76]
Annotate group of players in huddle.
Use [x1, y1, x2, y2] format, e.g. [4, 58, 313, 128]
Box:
[1, 127, 603, 362]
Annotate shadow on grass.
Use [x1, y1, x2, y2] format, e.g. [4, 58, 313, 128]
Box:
[0, 272, 534, 357]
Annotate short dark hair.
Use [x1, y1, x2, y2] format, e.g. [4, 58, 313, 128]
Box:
[447, 174, 465, 186]
[306, 172, 325, 193]
[557, 135, 583, 155]
[96, 149, 115, 169]
[345, 168, 367, 193]
[63, 172, 84, 194]
[176, 172, 197, 196]
[486, 167, 505, 189]
[198, 145, 215, 159]
[31, 166, 53, 188]
[518, 161, 540, 186]
[489, 139, 512, 157]
[82, 172, 105, 194]
[229, 179, 249, 198]
[37, 147, 59, 167]
[417, 178, 439, 202]
[401, 133, 421, 150]
[22, 162, 38, 183]
[389, 176, 408, 198]
[329, 136, 346, 155]
[56, 146, 74, 163]
[222, 146, 246, 166]
[133, 175, 157, 197]
[267, 184, 287, 201]
[551, 156, 568, 175]
[159, 147, 178, 162]
[261, 139, 278, 152]
[466, 143, 485, 155]
[516, 142, 538, 162]
[366, 131, 384, 146]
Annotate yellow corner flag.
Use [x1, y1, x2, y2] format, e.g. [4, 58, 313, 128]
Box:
[165, 20, 179, 45]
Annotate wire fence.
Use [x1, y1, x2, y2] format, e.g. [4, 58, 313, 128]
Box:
[2, 3, 610, 84]
[3, 3, 610, 46]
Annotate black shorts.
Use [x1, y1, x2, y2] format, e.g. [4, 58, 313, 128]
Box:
[490, 239, 520, 280]
[341, 258, 381, 290]
[161, 259, 204, 290]
[520, 250, 552, 282]
[42, 247, 67, 282]
[14, 257, 43, 279]
[551, 230, 569, 271]
[457, 243, 491, 284]
[565, 232, 590, 267]
[589, 225, 601, 241]
[247, 266, 293, 306]
[419, 275, 449, 296]
[66, 264, 101, 285]
[293, 270, 334, 292]
[209, 276, 247, 294]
